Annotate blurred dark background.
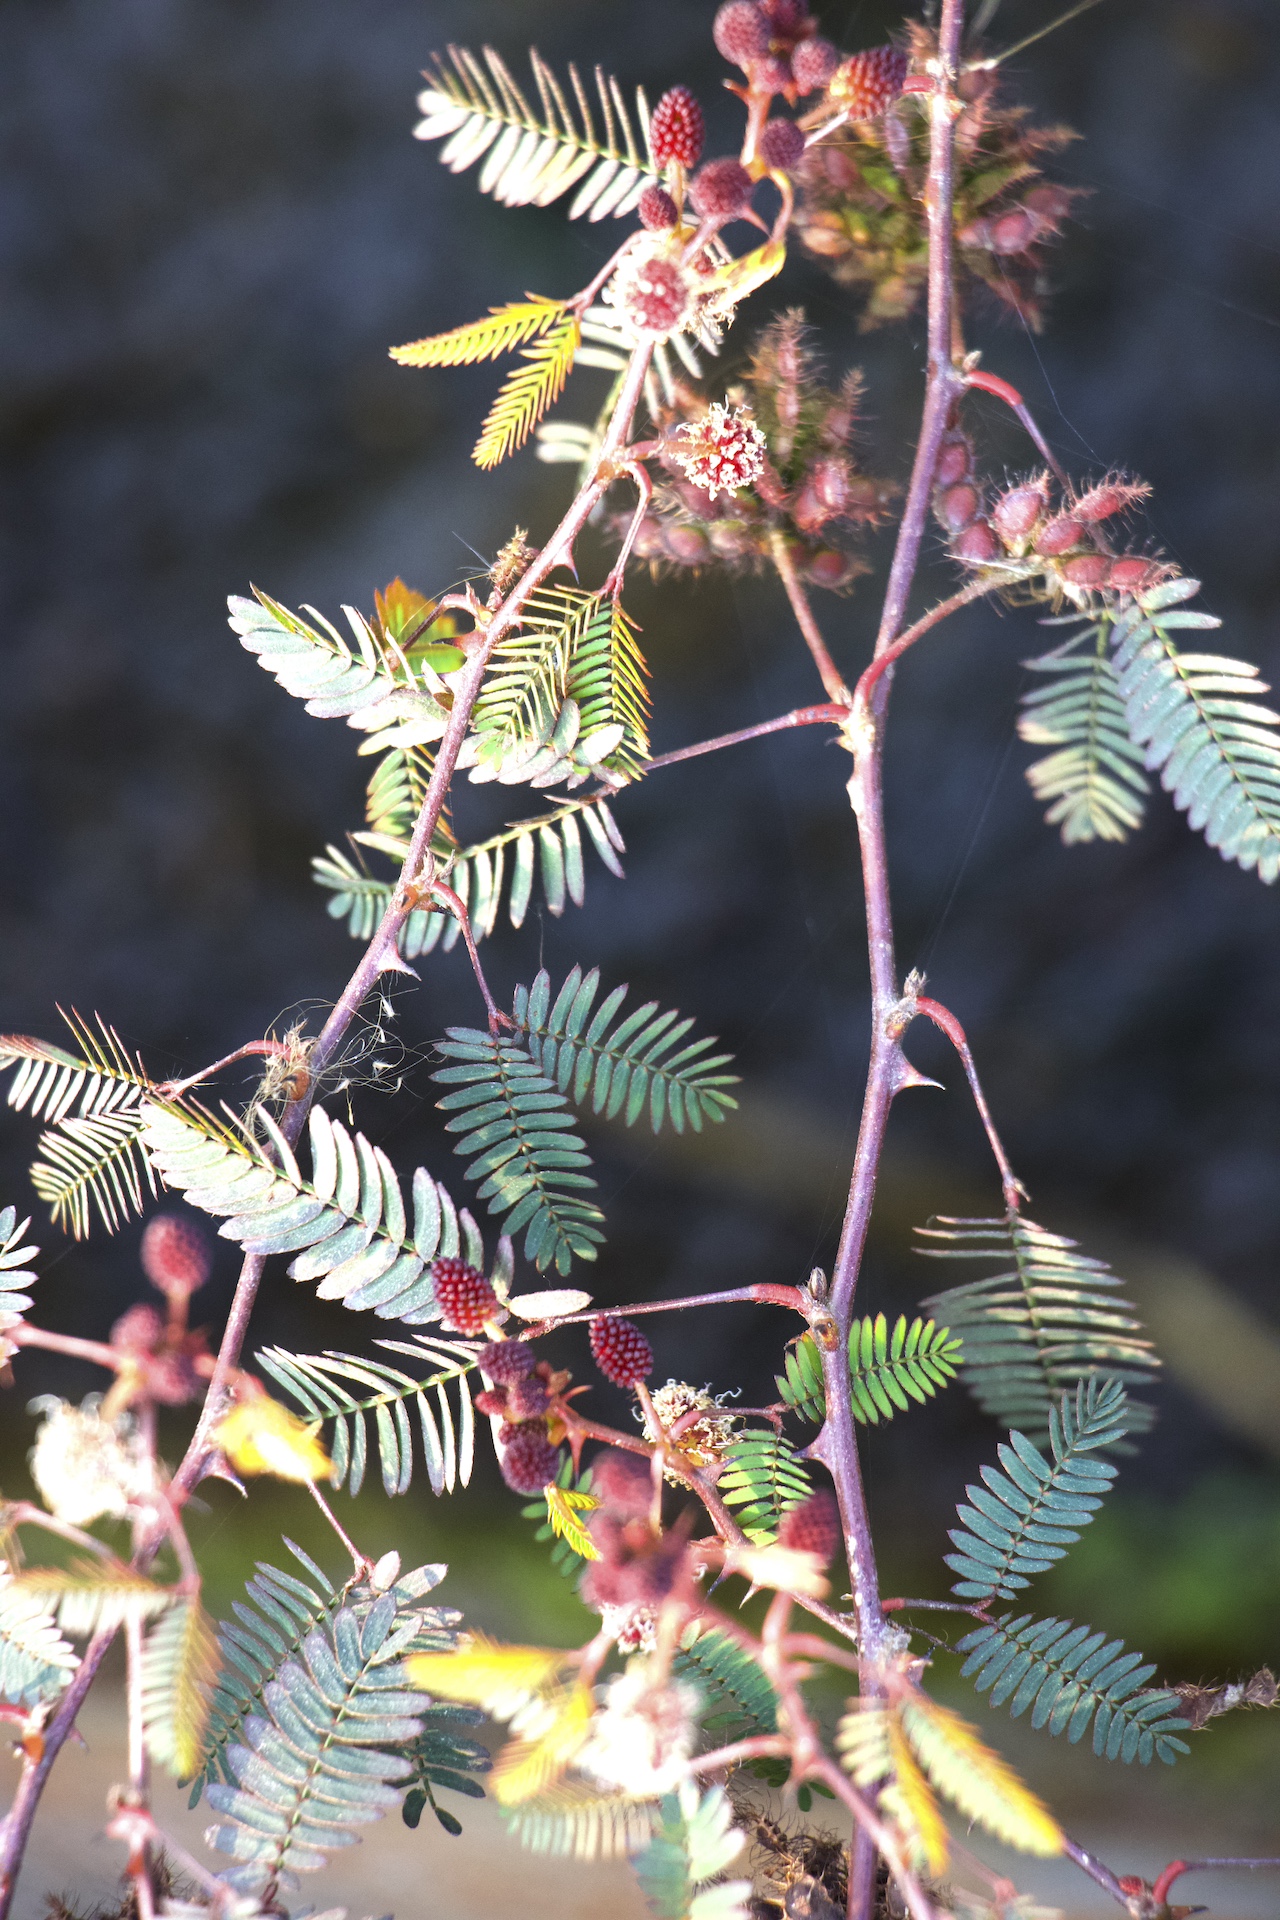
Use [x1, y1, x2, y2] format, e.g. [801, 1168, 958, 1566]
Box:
[2, 0, 1279, 1873]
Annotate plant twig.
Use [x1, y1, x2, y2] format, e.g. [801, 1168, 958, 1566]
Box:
[769, 530, 852, 703]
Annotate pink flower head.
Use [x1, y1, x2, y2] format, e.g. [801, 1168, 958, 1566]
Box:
[673, 403, 767, 501]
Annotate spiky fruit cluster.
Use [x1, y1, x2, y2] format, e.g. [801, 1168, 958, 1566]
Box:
[649, 86, 705, 169]
[590, 1316, 654, 1388]
[933, 437, 1170, 603]
[608, 246, 693, 340]
[638, 185, 678, 231]
[140, 1214, 211, 1299]
[711, 0, 833, 100]
[779, 1489, 841, 1563]
[673, 404, 767, 502]
[759, 117, 806, 173]
[689, 158, 753, 221]
[828, 45, 908, 121]
[795, 23, 1081, 329]
[624, 311, 892, 593]
[431, 1255, 498, 1334]
[499, 1424, 562, 1494]
[477, 1340, 535, 1384]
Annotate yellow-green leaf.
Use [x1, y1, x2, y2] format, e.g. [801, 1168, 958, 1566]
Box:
[405, 1632, 568, 1717]
[545, 1484, 601, 1560]
[492, 1682, 594, 1806]
[141, 1598, 220, 1782]
[886, 1714, 951, 1876]
[900, 1693, 1063, 1857]
[391, 296, 569, 368]
[473, 314, 582, 469]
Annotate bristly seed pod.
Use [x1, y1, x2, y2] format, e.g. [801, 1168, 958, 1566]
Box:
[1107, 555, 1165, 594]
[649, 86, 706, 170]
[933, 433, 975, 489]
[1034, 513, 1086, 556]
[829, 45, 909, 121]
[991, 476, 1050, 549]
[713, 1, 770, 68]
[937, 483, 981, 532]
[953, 517, 1001, 563]
[1059, 552, 1111, 586]
[1072, 478, 1152, 523]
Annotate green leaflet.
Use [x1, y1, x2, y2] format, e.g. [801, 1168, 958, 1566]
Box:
[520, 1459, 596, 1580]
[673, 1627, 778, 1738]
[229, 588, 459, 728]
[400, 1700, 491, 1836]
[415, 48, 656, 224]
[512, 965, 739, 1135]
[0, 1205, 38, 1321]
[432, 1030, 605, 1275]
[632, 1786, 751, 1920]
[140, 1598, 220, 1782]
[500, 1785, 660, 1860]
[0, 1015, 162, 1239]
[1019, 619, 1149, 843]
[956, 1613, 1190, 1765]
[257, 1337, 478, 1498]
[202, 1566, 456, 1891]
[917, 1213, 1158, 1436]
[718, 1432, 811, 1545]
[142, 1100, 505, 1327]
[0, 1575, 78, 1709]
[313, 796, 626, 957]
[947, 1379, 1128, 1602]
[1110, 577, 1280, 882]
[778, 1314, 962, 1426]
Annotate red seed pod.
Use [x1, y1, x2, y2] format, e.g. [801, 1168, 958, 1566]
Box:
[474, 1388, 510, 1419]
[811, 455, 854, 515]
[637, 185, 679, 230]
[831, 45, 909, 120]
[478, 1340, 535, 1384]
[1034, 514, 1086, 556]
[506, 1376, 551, 1422]
[1107, 556, 1163, 594]
[988, 208, 1037, 256]
[590, 1316, 654, 1388]
[755, 459, 791, 509]
[1072, 478, 1151, 523]
[713, 1, 771, 67]
[790, 481, 828, 533]
[589, 1448, 653, 1521]
[431, 1255, 499, 1335]
[779, 1489, 841, 1564]
[953, 517, 1001, 563]
[649, 87, 706, 170]
[665, 524, 711, 564]
[111, 1303, 164, 1353]
[791, 35, 840, 94]
[689, 157, 754, 220]
[933, 434, 974, 488]
[991, 479, 1050, 548]
[499, 1424, 562, 1495]
[1059, 552, 1111, 586]
[937, 483, 981, 532]
[758, 118, 806, 173]
[707, 520, 755, 560]
[140, 1213, 211, 1299]
[806, 550, 857, 589]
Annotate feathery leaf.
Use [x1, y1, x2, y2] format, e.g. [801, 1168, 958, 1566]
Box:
[500, 1782, 659, 1859]
[0, 1205, 39, 1319]
[0, 1574, 78, 1708]
[837, 1704, 949, 1878]
[956, 1613, 1191, 1765]
[229, 589, 456, 737]
[673, 1627, 778, 1740]
[899, 1692, 1064, 1856]
[391, 296, 570, 367]
[141, 1598, 221, 1782]
[15, 1562, 172, 1638]
[1019, 619, 1149, 843]
[473, 313, 581, 468]
[918, 1213, 1158, 1435]
[778, 1314, 963, 1426]
[947, 1379, 1128, 1602]
[491, 1682, 595, 1806]
[718, 1432, 811, 1545]
[633, 1786, 750, 1920]
[544, 1484, 601, 1561]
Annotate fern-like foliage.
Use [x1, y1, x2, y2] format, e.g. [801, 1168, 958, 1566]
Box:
[917, 1213, 1158, 1434]
[632, 1786, 751, 1920]
[1, 1016, 161, 1237]
[521, 1460, 597, 1580]
[315, 796, 627, 957]
[15, 1563, 172, 1638]
[719, 1432, 811, 1544]
[465, 587, 649, 785]
[500, 1783, 660, 1859]
[947, 1380, 1128, 1603]
[414, 47, 656, 222]
[513, 966, 738, 1135]
[1019, 620, 1149, 843]
[0, 1205, 38, 1322]
[473, 313, 582, 469]
[143, 1101, 503, 1325]
[0, 1575, 78, 1708]
[1111, 576, 1280, 881]
[390, 295, 570, 368]
[673, 1627, 778, 1741]
[432, 1032, 605, 1274]
[202, 1574, 444, 1892]
[400, 1701, 491, 1835]
[777, 1315, 962, 1427]
[956, 1613, 1191, 1765]
[256, 1337, 478, 1497]
[141, 1598, 221, 1782]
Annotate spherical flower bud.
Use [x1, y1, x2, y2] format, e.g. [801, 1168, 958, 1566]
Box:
[713, 1, 770, 68]
[991, 478, 1050, 548]
[762, 0, 810, 34]
[499, 1423, 562, 1495]
[111, 1303, 164, 1353]
[649, 87, 705, 169]
[758, 117, 806, 173]
[791, 35, 840, 94]
[431, 1255, 499, 1334]
[937, 483, 981, 532]
[779, 1488, 841, 1563]
[478, 1340, 535, 1384]
[688, 157, 754, 221]
[672, 402, 767, 501]
[953, 517, 1001, 563]
[506, 1375, 551, 1422]
[637, 185, 679, 231]
[590, 1448, 653, 1521]
[590, 1316, 654, 1388]
[140, 1213, 211, 1300]
[609, 247, 693, 340]
[474, 1387, 509, 1419]
[933, 433, 974, 488]
[1034, 514, 1085, 556]
[754, 54, 795, 96]
[830, 45, 909, 120]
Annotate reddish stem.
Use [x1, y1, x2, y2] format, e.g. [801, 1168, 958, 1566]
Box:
[769, 530, 852, 704]
[642, 704, 848, 774]
[913, 995, 1026, 1210]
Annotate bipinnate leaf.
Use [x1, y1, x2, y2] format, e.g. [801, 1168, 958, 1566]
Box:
[16, 1563, 172, 1638]
[141, 1598, 220, 1781]
[1019, 619, 1149, 843]
[778, 1314, 962, 1426]
[391, 296, 570, 367]
[899, 1692, 1063, 1856]
[472, 313, 581, 468]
